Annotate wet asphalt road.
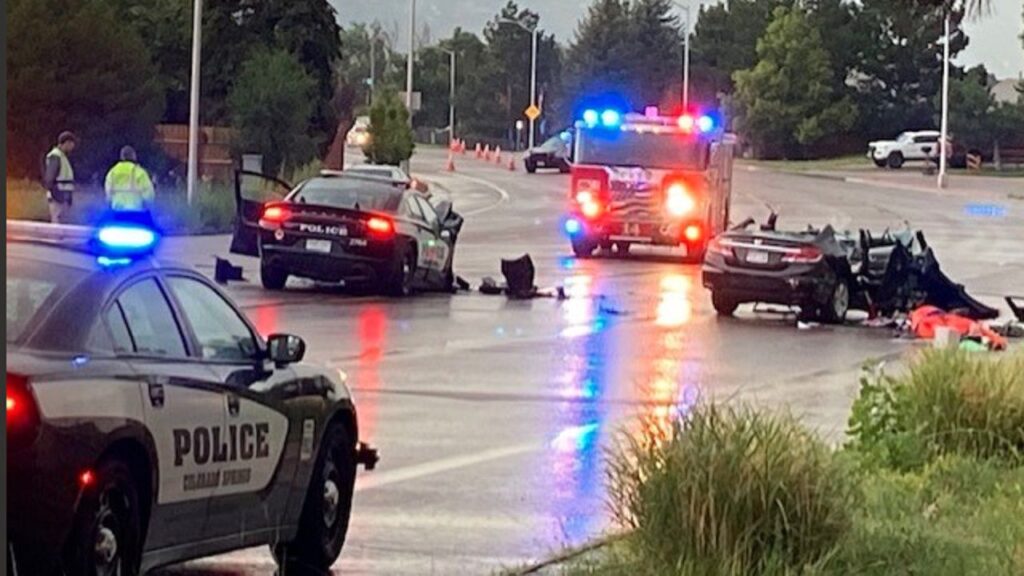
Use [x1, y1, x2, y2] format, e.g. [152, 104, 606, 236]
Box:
[155, 147, 1022, 575]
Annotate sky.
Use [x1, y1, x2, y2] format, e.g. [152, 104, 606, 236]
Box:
[332, 0, 1024, 80]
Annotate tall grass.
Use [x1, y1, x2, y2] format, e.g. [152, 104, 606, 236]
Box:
[607, 404, 854, 576]
[847, 350, 1024, 469]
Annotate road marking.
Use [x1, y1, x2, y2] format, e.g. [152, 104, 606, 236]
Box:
[448, 173, 511, 216]
[355, 442, 539, 492]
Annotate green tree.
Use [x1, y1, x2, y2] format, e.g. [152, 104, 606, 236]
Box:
[228, 49, 317, 176]
[733, 6, 857, 158]
[856, 0, 968, 137]
[6, 0, 165, 179]
[365, 93, 415, 165]
[484, 2, 563, 136]
[565, 0, 681, 112]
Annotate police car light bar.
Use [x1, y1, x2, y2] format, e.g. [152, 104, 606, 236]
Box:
[7, 218, 160, 260]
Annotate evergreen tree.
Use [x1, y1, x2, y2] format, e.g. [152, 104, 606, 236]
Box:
[365, 93, 415, 165]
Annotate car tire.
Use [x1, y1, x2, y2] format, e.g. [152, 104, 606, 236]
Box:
[819, 277, 850, 324]
[559, 161, 571, 174]
[384, 245, 416, 297]
[64, 459, 143, 576]
[273, 424, 356, 576]
[261, 262, 288, 291]
[887, 152, 904, 169]
[525, 160, 537, 174]
[873, 158, 887, 168]
[571, 237, 597, 258]
[613, 242, 631, 255]
[712, 292, 739, 317]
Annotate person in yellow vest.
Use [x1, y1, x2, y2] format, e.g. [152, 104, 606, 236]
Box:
[42, 131, 77, 223]
[104, 146, 155, 213]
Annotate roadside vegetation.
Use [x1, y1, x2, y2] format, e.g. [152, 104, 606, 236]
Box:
[564, 350, 1024, 576]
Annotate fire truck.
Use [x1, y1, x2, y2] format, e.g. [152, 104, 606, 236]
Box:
[563, 107, 735, 261]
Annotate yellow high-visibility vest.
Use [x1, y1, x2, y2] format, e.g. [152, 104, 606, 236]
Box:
[47, 147, 75, 192]
[104, 161, 155, 211]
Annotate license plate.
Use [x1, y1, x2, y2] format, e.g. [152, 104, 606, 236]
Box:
[306, 239, 332, 253]
[746, 250, 770, 264]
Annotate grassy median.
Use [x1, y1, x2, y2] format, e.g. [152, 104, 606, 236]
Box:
[6, 178, 236, 235]
[565, 350, 1024, 576]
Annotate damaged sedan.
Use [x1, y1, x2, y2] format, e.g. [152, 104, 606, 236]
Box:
[702, 215, 999, 324]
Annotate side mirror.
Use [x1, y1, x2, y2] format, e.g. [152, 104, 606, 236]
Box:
[267, 333, 306, 366]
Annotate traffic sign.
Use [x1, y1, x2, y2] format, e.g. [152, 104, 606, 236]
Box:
[524, 104, 541, 121]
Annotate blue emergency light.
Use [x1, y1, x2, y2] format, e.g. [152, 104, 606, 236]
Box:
[564, 217, 583, 236]
[97, 224, 158, 251]
[582, 108, 623, 129]
[697, 114, 715, 133]
[7, 212, 161, 265]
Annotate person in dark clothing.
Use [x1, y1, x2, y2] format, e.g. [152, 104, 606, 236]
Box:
[42, 131, 77, 223]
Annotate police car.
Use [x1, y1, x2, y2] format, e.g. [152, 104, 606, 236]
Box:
[7, 218, 378, 576]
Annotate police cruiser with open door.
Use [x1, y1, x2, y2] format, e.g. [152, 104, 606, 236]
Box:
[6, 218, 378, 576]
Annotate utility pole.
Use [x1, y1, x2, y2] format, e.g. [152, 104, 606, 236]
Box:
[444, 49, 457, 144]
[938, 13, 950, 189]
[186, 0, 203, 205]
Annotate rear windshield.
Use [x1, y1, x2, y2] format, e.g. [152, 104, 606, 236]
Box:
[577, 129, 708, 170]
[346, 167, 404, 181]
[289, 177, 402, 212]
[6, 257, 88, 343]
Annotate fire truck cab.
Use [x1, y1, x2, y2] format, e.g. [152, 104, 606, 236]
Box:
[563, 107, 735, 262]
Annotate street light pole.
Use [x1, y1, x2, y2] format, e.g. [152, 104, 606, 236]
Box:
[186, 0, 203, 205]
[442, 49, 457, 144]
[528, 26, 538, 149]
[406, 0, 416, 120]
[938, 13, 950, 189]
[674, 1, 692, 110]
[498, 18, 540, 149]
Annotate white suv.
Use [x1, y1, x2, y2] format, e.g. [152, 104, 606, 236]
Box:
[868, 130, 947, 169]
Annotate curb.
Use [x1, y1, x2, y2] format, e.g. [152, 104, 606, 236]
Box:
[499, 533, 626, 576]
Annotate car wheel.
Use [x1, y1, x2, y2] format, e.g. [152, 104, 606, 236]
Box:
[273, 424, 356, 576]
[261, 261, 288, 291]
[559, 161, 571, 174]
[712, 292, 739, 317]
[571, 237, 597, 258]
[525, 160, 537, 174]
[873, 158, 887, 168]
[384, 246, 416, 297]
[65, 459, 143, 576]
[887, 152, 904, 169]
[819, 278, 850, 324]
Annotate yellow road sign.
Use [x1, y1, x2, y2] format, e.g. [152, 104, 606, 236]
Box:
[524, 104, 541, 121]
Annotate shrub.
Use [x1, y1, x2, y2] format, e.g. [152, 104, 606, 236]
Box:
[365, 93, 415, 166]
[607, 403, 854, 575]
[847, 350, 1024, 469]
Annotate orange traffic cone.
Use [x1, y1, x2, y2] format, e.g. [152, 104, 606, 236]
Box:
[494, 146, 502, 164]
[475, 142, 482, 158]
[508, 156, 516, 171]
[484, 145, 492, 161]
[459, 139, 467, 154]
[446, 152, 456, 172]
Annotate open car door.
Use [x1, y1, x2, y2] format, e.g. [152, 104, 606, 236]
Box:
[230, 170, 292, 256]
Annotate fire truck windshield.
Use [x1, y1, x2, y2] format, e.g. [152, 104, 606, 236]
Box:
[577, 129, 709, 170]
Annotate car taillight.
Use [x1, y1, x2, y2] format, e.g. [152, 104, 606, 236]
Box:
[575, 191, 604, 219]
[259, 204, 291, 229]
[782, 246, 823, 263]
[366, 217, 394, 235]
[707, 237, 733, 258]
[7, 373, 40, 447]
[684, 225, 702, 242]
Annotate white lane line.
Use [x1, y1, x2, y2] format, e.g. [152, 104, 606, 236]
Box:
[448, 173, 512, 216]
[355, 442, 539, 492]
